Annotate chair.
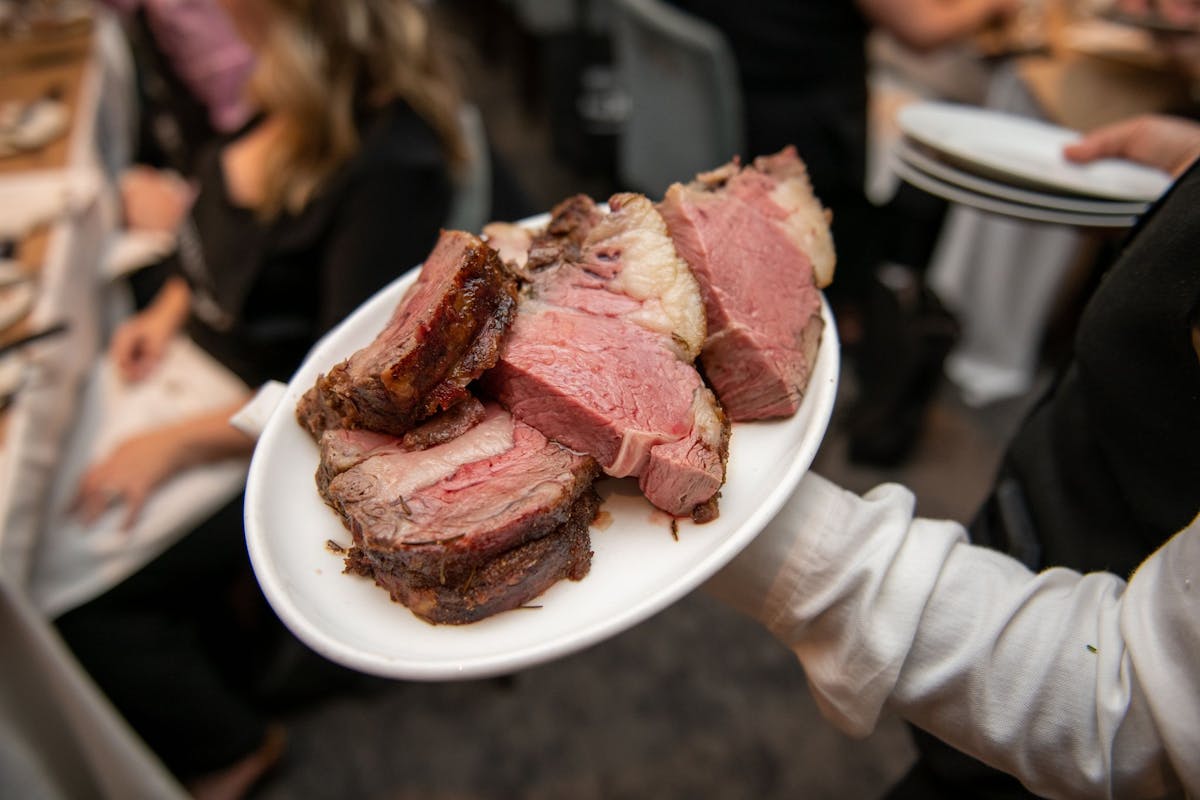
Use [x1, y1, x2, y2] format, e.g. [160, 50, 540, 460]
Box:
[443, 103, 493, 234]
[609, 0, 745, 197]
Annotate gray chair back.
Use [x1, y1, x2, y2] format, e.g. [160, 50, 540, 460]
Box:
[444, 103, 493, 234]
[610, 0, 744, 196]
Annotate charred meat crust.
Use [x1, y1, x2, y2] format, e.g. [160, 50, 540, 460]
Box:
[332, 458, 601, 587]
[400, 397, 487, 451]
[525, 194, 601, 272]
[297, 239, 518, 438]
[344, 485, 600, 625]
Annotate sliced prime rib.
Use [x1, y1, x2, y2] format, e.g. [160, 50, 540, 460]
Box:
[485, 194, 729, 522]
[486, 192, 706, 361]
[319, 402, 600, 625]
[527, 193, 706, 360]
[296, 230, 518, 438]
[344, 498, 595, 626]
[659, 146, 835, 421]
[398, 396, 487, 451]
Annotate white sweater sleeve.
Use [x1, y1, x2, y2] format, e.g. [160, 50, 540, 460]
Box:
[705, 472, 1199, 799]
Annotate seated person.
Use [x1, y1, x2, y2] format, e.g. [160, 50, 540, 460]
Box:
[101, 0, 256, 174]
[57, 1, 468, 798]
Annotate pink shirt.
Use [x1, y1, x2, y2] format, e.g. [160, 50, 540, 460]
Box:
[102, 0, 255, 132]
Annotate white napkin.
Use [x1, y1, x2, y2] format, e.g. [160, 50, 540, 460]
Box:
[102, 228, 178, 279]
[0, 168, 99, 241]
[29, 337, 252, 618]
[229, 380, 287, 439]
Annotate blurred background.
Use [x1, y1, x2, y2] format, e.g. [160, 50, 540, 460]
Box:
[1, 0, 1195, 797]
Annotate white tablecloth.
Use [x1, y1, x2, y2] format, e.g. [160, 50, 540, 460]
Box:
[0, 12, 187, 798]
[31, 336, 250, 618]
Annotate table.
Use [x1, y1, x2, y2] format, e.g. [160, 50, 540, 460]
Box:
[0, 11, 187, 798]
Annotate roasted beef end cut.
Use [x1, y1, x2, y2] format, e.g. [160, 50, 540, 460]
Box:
[319, 402, 601, 623]
[296, 230, 519, 439]
[345, 486, 599, 625]
[660, 145, 834, 421]
[525, 193, 603, 273]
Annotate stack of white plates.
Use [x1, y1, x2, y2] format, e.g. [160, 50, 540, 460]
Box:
[894, 101, 1173, 227]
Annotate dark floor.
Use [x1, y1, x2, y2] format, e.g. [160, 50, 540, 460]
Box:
[249, 15, 1043, 799]
[249, 380, 1035, 800]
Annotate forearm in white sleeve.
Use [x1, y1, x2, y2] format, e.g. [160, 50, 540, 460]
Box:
[705, 472, 1199, 798]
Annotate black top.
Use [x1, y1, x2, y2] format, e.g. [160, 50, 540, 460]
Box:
[664, 0, 869, 94]
[978, 160, 1200, 576]
[663, 1, 874, 297]
[175, 99, 453, 387]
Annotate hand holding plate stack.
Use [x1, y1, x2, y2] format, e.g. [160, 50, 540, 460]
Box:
[894, 100, 1174, 227]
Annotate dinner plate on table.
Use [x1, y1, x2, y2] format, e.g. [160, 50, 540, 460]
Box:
[0, 349, 26, 410]
[244, 215, 839, 682]
[0, 96, 70, 157]
[897, 101, 1173, 203]
[0, 274, 36, 334]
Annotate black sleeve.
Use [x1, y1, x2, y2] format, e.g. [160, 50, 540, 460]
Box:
[316, 159, 453, 334]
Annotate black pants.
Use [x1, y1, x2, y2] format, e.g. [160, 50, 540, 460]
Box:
[55, 495, 271, 779]
[743, 84, 878, 305]
[888, 726, 1040, 800]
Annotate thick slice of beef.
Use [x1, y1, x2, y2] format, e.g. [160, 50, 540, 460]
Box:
[345, 489, 598, 625]
[296, 230, 518, 438]
[659, 146, 834, 421]
[486, 301, 727, 520]
[317, 428, 404, 499]
[320, 402, 600, 623]
[484, 193, 727, 520]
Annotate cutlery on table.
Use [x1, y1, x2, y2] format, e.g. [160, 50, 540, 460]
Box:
[0, 320, 69, 358]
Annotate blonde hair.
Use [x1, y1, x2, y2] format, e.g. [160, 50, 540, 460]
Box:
[248, 0, 467, 218]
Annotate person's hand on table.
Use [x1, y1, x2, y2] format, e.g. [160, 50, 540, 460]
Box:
[109, 276, 191, 382]
[71, 426, 187, 530]
[1064, 114, 1200, 177]
[71, 400, 256, 530]
[1117, 0, 1200, 26]
[119, 165, 195, 233]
